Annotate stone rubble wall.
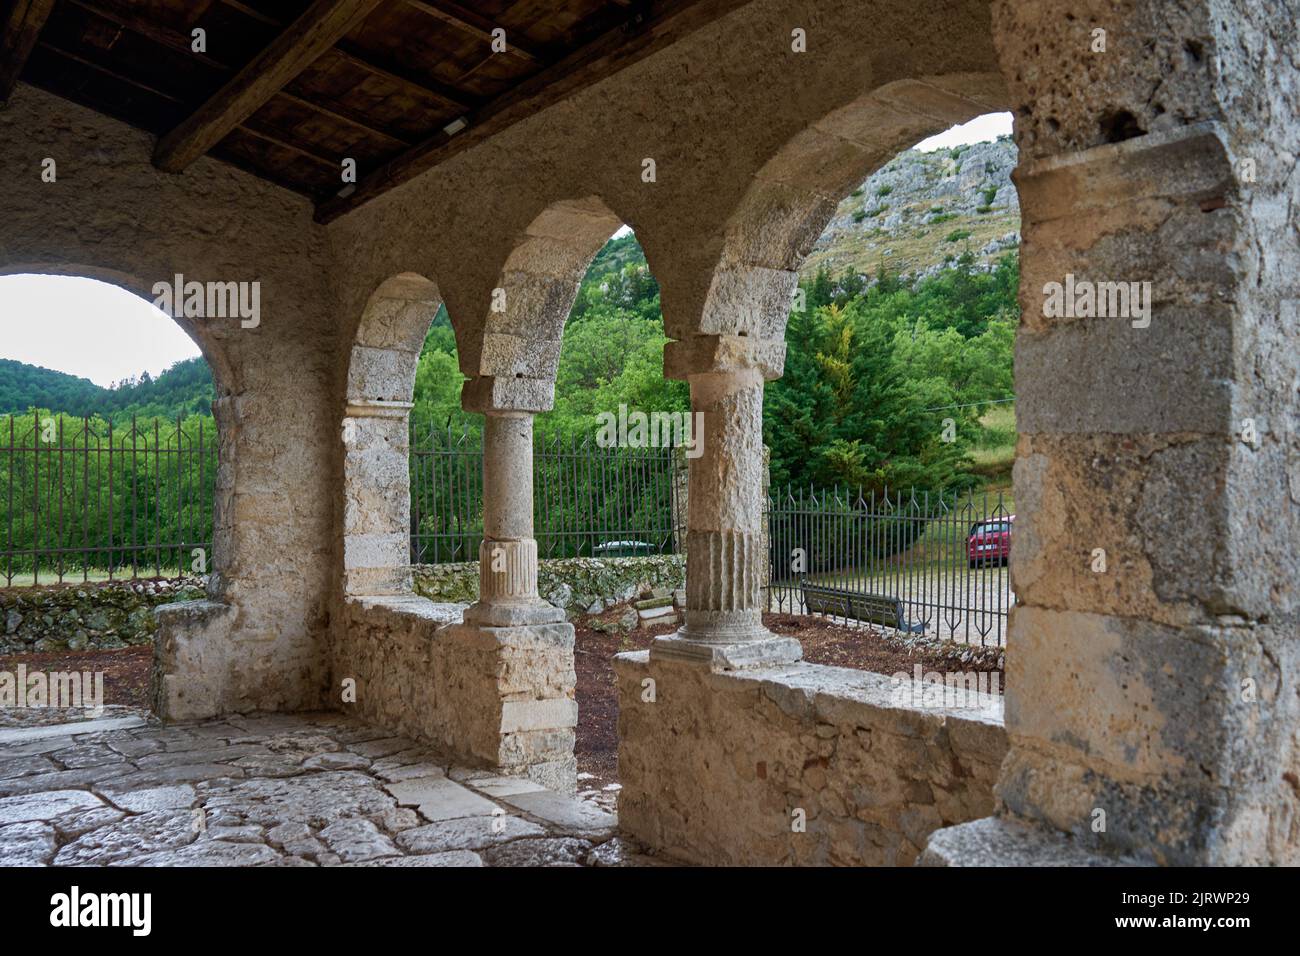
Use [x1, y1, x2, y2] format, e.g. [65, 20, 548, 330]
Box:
[0, 578, 208, 655]
[615, 652, 1007, 865]
[413, 555, 685, 617]
[332, 596, 577, 793]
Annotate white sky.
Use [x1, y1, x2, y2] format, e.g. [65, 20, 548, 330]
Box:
[0, 274, 200, 387]
[0, 115, 1011, 388]
[915, 112, 1013, 151]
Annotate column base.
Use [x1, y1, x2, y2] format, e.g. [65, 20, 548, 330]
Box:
[649, 627, 802, 670]
[463, 599, 566, 627]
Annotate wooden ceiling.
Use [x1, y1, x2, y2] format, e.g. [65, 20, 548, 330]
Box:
[0, 0, 750, 222]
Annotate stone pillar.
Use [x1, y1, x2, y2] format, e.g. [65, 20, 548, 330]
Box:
[340, 398, 414, 597]
[426, 374, 576, 791]
[463, 398, 564, 628]
[925, 1, 1300, 866]
[651, 335, 800, 668]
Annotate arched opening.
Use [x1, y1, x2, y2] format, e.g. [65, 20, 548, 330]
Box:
[401, 199, 680, 801]
[762, 109, 1021, 656]
[341, 272, 443, 598]
[0, 270, 229, 714]
[614, 79, 1024, 866]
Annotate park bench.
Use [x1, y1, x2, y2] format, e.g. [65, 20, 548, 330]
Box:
[799, 582, 926, 634]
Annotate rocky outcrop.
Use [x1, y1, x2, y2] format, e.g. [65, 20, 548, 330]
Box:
[806, 137, 1020, 279]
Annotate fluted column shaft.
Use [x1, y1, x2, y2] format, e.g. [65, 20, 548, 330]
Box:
[681, 367, 767, 642]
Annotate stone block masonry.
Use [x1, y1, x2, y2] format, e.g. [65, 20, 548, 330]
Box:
[333, 596, 578, 793]
[615, 652, 1006, 866]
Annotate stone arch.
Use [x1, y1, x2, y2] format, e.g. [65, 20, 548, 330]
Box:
[0, 262, 239, 601]
[690, 74, 1010, 345]
[341, 272, 444, 597]
[0, 262, 238, 398]
[462, 195, 626, 408]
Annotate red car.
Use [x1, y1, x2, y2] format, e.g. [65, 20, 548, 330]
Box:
[967, 515, 1014, 567]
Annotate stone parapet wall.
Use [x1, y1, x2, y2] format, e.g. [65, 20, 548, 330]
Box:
[1, 578, 208, 655]
[615, 652, 1007, 865]
[413, 554, 685, 616]
[332, 596, 577, 792]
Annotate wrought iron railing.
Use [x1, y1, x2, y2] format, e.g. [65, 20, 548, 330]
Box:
[0, 413, 215, 586]
[409, 424, 684, 564]
[765, 485, 1014, 647]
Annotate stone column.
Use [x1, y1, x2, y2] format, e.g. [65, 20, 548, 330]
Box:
[651, 335, 800, 668]
[462, 384, 564, 628]
[430, 374, 575, 791]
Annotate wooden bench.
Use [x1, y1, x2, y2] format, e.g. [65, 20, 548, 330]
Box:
[799, 582, 926, 633]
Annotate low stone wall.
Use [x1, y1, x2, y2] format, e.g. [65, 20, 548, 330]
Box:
[332, 596, 578, 792]
[413, 554, 685, 616]
[614, 652, 1007, 865]
[1, 577, 207, 655]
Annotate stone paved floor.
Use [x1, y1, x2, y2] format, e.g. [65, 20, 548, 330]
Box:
[0, 710, 669, 867]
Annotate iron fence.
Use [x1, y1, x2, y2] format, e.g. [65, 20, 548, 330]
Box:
[765, 485, 1015, 647]
[1, 411, 1014, 646]
[0, 413, 216, 586]
[409, 424, 684, 564]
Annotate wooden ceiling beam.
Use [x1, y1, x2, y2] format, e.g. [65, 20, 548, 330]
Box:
[0, 0, 56, 107]
[316, 0, 755, 223]
[36, 41, 187, 105]
[275, 90, 414, 148]
[66, 0, 239, 72]
[153, 0, 386, 173]
[68, 0, 413, 148]
[402, 0, 543, 64]
[331, 42, 474, 112]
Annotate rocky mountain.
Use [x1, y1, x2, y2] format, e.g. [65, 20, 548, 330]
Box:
[801, 136, 1020, 280]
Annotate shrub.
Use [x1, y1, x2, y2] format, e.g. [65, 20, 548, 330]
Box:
[944, 229, 972, 243]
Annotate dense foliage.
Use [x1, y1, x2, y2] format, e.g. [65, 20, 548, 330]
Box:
[767, 252, 1017, 492]
[0, 356, 215, 422]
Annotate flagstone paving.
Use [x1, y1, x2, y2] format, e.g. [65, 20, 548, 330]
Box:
[0, 711, 672, 867]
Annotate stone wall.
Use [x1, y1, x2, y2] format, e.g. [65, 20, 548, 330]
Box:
[3, 84, 338, 719]
[412, 554, 685, 616]
[0, 578, 207, 655]
[332, 596, 577, 793]
[615, 652, 1007, 865]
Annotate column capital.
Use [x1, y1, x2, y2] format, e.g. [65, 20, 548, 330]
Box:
[663, 334, 786, 382]
[461, 375, 554, 415]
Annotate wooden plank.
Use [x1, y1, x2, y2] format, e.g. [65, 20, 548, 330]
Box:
[403, 0, 543, 63]
[316, 0, 756, 223]
[36, 40, 188, 103]
[0, 0, 56, 107]
[153, 0, 386, 173]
